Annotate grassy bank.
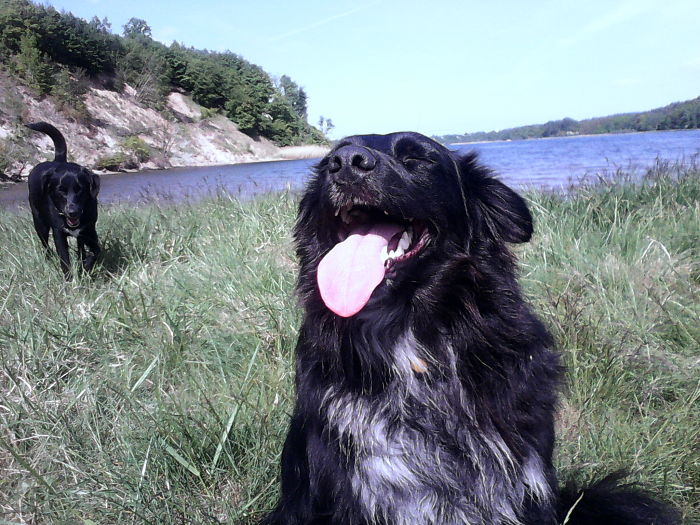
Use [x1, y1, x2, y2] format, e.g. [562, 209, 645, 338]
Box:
[0, 163, 698, 523]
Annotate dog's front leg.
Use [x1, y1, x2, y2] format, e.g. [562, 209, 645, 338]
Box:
[30, 211, 51, 255]
[53, 230, 72, 279]
[263, 413, 319, 525]
[78, 228, 100, 272]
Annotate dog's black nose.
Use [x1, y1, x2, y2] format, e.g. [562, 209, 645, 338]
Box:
[328, 146, 377, 182]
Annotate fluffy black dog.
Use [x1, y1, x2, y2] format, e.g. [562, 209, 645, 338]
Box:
[26, 122, 100, 279]
[265, 132, 679, 524]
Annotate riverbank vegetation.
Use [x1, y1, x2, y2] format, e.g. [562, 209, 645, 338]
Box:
[0, 162, 698, 522]
[0, 0, 324, 147]
[437, 96, 700, 144]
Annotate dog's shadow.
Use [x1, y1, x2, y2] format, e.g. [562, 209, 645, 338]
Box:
[97, 237, 132, 276]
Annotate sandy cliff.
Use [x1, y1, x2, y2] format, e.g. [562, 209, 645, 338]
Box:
[0, 75, 327, 179]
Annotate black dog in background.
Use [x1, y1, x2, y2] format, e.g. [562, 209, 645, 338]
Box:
[265, 132, 679, 524]
[26, 122, 100, 279]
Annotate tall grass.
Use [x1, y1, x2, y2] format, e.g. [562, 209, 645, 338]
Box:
[0, 195, 299, 523]
[522, 162, 699, 521]
[0, 162, 698, 523]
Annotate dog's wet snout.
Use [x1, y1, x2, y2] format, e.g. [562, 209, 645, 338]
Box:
[328, 145, 377, 183]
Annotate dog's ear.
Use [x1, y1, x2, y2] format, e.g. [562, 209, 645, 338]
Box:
[87, 169, 100, 198]
[457, 153, 533, 243]
[41, 169, 53, 195]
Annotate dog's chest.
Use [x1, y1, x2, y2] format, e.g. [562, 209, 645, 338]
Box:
[320, 334, 552, 524]
[321, 336, 465, 524]
[324, 389, 438, 524]
[64, 226, 82, 237]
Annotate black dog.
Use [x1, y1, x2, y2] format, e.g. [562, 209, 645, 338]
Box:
[26, 122, 100, 279]
[265, 132, 679, 524]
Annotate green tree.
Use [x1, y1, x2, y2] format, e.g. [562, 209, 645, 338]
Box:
[116, 38, 170, 106]
[279, 75, 308, 120]
[225, 65, 274, 134]
[89, 16, 111, 34]
[13, 33, 53, 94]
[123, 17, 151, 40]
[188, 59, 227, 108]
[266, 95, 302, 145]
[164, 43, 191, 90]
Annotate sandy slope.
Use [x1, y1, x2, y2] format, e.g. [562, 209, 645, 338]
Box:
[0, 76, 327, 179]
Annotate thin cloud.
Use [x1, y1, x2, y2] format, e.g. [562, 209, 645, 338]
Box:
[268, 1, 380, 43]
[682, 56, 700, 71]
[558, 0, 656, 48]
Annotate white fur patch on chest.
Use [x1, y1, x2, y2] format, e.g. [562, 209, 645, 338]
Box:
[323, 389, 438, 524]
[321, 331, 551, 524]
[64, 226, 82, 237]
[322, 334, 459, 524]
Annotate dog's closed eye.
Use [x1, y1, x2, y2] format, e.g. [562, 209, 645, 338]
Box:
[401, 156, 434, 167]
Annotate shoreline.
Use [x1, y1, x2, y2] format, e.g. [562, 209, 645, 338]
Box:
[0, 143, 330, 189]
[447, 127, 697, 146]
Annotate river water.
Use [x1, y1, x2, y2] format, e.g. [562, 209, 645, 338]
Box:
[1, 129, 698, 209]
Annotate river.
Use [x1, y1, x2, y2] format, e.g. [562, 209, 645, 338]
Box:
[1, 129, 698, 209]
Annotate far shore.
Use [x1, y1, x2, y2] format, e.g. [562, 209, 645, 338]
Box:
[446, 128, 695, 146]
[0, 143, 331, 188]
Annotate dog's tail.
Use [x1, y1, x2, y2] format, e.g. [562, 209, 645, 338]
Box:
[558, 472, 681, 525]
[25, 121, 68, 163]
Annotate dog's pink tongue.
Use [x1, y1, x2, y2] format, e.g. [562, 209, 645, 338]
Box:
[317, 223, 403, 317]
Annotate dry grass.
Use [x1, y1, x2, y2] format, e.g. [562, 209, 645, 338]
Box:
[276, 144, 330, 160]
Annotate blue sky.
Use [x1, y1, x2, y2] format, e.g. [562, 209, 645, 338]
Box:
[45, 0, 700, 139]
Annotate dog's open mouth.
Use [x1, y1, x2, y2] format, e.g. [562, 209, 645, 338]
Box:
[64, 216, 80, 228]
[317, 203, 429, 317]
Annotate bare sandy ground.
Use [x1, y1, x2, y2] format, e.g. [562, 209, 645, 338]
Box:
[277, 144, 330, 160]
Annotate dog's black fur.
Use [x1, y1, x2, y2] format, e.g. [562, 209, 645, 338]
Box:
[265, 132, 679, 524]
[26, 122, 100, 279]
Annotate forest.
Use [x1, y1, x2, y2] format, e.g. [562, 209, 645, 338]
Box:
[436, 96, 700, 144]
[0, 0, 325, 146]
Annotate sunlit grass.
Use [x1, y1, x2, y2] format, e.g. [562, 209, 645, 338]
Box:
[0, 162, 697, 522]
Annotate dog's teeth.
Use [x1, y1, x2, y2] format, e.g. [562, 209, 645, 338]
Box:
[383, 210, 389, 215]
[334, 207, 340, 216]
[380, 246, 389, 264]
[394, 246, 405, 258]
[398, 231, 411, 251]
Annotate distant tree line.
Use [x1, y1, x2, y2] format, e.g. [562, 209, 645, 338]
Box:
[0, 0, 326, 145]
[435, 97, 700, 144]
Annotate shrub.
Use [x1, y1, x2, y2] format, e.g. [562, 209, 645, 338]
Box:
[51, 66, 91, 124]
[122, 135, 151, 163]
[94, 151, 130, 171]
[94, 136, 151, 171]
